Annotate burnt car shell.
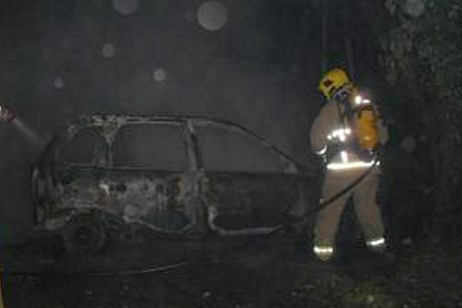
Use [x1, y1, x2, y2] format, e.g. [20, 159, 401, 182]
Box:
[31, 115, 315, 251]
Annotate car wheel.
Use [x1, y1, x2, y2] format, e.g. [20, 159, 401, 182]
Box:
[62, 213, 107, 254]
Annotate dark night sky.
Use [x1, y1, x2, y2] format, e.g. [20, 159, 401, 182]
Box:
[0, 0, 380, 242]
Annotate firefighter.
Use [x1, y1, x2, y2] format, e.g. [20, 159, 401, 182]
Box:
[310, 68, 389, 262]
[0, 105, 15, 123]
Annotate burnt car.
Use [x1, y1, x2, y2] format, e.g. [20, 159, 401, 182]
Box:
[31, 115, 315, 253]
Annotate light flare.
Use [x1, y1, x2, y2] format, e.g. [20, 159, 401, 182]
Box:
[197, 1, 228, 31]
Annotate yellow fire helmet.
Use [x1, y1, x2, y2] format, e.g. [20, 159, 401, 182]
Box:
[318, 68, 352, 100]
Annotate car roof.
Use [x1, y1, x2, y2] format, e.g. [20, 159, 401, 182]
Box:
[41, 114, 314, 176]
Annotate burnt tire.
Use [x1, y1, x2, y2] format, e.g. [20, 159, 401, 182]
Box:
[62, 214, 107, 254]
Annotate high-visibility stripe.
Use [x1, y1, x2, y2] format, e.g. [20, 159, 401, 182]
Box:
[340, 151, 349, 162]
[313, 245, 334, 255]
[367, 237, 386, 247]
[327, 160, 379, 171]
[315, 145, 327, 156]
[327, 127, 351, 142]
[354, 95, 372, 106]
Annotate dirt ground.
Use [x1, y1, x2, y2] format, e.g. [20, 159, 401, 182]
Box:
[1, 234, 462, 308]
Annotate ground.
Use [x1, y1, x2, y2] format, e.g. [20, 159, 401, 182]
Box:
[1, 234, 462, 308]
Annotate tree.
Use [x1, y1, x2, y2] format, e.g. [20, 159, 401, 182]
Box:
[380, 0, 462, 240]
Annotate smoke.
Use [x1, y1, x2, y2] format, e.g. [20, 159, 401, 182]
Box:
[0, 0, 320, 242]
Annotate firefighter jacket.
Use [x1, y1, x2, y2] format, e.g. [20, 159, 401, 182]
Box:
[309, 98, 388, 170]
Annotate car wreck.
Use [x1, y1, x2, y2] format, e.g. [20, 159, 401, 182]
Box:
[31, 115, 315, 253]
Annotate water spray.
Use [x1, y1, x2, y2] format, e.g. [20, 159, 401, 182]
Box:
[0, 103, 46, 149]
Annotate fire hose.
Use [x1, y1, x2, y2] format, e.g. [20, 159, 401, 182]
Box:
[299, 156, 379, 222]
[0, 262, 193, 308]
[2, 261, 190, 278]
[269, 155, 380, 235]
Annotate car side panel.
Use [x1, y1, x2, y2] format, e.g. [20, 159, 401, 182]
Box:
[204, 172, 301, 230]
[40, 169, 195, 232]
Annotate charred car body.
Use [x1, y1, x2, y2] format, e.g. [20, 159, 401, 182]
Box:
[31, 115, 314, 253]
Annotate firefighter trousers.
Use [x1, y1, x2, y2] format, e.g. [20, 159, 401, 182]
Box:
[314, 166, 385, 253]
